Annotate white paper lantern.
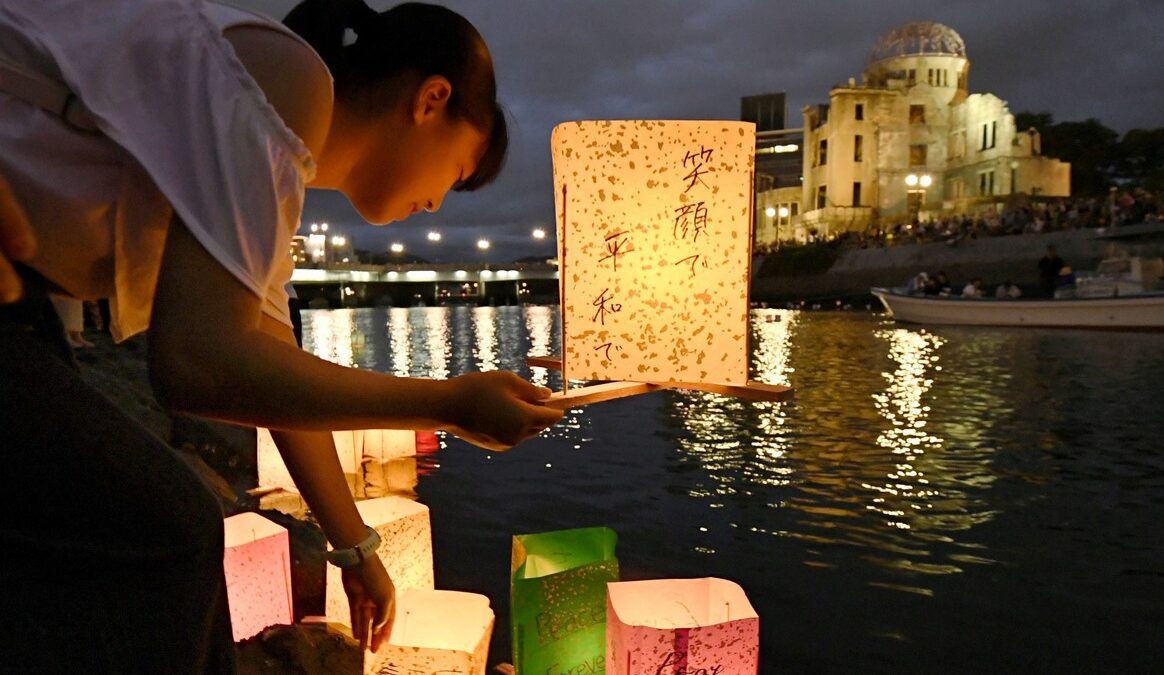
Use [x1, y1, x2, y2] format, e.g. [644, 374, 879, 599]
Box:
[222, 511, 293, 641]
[326, 496, 435, 626]
[552, 120, 755, 386]
[606, 577, 759, 675]
[365, 590, 494, 675]
[359, 429, 418, 499]
[257, 428, 362, 495]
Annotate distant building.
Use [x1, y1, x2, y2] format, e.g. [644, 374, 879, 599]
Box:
[742, 92, 804, 248]
[784, 21, 1070, 243]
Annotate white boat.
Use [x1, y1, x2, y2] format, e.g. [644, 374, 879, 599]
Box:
[872, 256, 1164, 330]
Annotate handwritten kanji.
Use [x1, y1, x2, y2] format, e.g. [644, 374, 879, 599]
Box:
[673, 202, 709, 242]
[599, 230, 632, 270]
[682, 145, 714, 192]
[591, 288, 623, 325]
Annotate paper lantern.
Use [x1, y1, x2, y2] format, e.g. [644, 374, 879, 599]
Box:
[552, 120, 755, 386]
[257, 427, 362, 495]
[326, 496, 435, 626]
[359, 429, 418, 499]
[222, 511, 293, 642]
[606, 577, 759, 675]
[511, 527, 619, 675]
[365, 590, 494, 675]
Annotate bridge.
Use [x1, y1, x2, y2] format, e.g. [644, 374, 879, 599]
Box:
[290, 262, 560, 307]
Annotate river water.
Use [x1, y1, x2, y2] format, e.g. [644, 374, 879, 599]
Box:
[302, 305, 1163, 673]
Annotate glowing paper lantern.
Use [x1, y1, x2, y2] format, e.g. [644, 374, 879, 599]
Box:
[511, 527, 619, 675]
[326, 496, 434, 626]
[605, 577, 759, 675]
[365, 590, 494, 675]
[222, 511, 293, 641]
[359, 429, 418, 499]
[551, 120, 755, 386]
[257, 427, 362, 495]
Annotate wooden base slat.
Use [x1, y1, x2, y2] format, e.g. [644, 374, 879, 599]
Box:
[528, 355, 794, 407]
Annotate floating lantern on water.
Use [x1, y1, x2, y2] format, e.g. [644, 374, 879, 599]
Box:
[530, 121, 793, 408]
[257, 428, 362, 496]
[222, 511, 293, 641]
[359, 429, 418, 499]
[365, 589, 494, 675]
[510, 526, 619, 675]
[326, 496, 435, 627]
[605, 577, 759, 675]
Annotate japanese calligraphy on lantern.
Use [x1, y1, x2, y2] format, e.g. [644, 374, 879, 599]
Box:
[552, 120, 755, 385]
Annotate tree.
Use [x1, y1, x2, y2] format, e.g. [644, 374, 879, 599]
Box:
[1015, 112, 1119, 196]
[1114, 128, 1164, 192]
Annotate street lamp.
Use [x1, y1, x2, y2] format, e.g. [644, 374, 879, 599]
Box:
[427, 231, 441, 242]
[390, 242, 405, 254]
[904, 174, 930, 221]
[477, 239, 490, 251]
[532, 228, 546, 240]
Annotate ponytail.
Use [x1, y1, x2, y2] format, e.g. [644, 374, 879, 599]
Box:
[284, 1, 508, 190]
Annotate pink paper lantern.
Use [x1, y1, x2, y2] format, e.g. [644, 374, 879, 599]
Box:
[606, 577, 759, 675]
[222, 512, 293, 641]
[366, 590, 494, 675]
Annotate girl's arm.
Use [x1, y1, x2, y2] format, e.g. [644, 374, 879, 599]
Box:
[148, 217, 560, 447]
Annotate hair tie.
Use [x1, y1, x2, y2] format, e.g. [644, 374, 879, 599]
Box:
[345, 0, 381, 38]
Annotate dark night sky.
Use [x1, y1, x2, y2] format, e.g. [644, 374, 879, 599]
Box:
[240, 0, 1164, 262]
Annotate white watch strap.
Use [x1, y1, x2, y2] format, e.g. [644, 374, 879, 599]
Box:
[325, 526, 381, 568]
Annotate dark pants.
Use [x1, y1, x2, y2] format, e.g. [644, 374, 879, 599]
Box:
[0, 266, 236, 674]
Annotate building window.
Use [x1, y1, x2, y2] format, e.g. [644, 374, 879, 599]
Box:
[855, 103, 864, 121]
[941, 70, 949, 86]
[852, 182, 862, 207]
[949, 130, 966, 159]
[926, 68, 934, 85]
[980, 120, 997, 151]
[907, 69, 916, 86]
[910, 144, 928, 167]
[819, 139, 828, 166]
[978, 170, 995, 196]
[816, 186, 827, 210]
[854, 134, 863, 162]
[910, 104, 925, 124]
[950, 177, 964, 199]
[791, 202, 799, 217]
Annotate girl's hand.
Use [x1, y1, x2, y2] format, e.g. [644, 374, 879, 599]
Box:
[443, 371, 563, 450]
[0, 177, 35, 303]
[341, 555, 395, 653]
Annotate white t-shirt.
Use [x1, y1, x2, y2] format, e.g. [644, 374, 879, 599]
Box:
[0, 0, 323, 341]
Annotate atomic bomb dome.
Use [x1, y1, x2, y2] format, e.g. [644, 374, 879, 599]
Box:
[750, 19, 1072, 247]
[866, 21, 967, 67]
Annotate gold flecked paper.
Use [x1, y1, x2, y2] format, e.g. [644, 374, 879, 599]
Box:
[552, 120, 754, 384]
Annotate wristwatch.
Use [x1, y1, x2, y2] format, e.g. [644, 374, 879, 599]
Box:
[325, 526, 381, 568]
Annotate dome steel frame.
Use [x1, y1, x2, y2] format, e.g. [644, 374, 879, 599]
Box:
[866, 21, 966, 67]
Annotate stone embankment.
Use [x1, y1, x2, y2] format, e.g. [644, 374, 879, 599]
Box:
[751, 228, 1117, 303]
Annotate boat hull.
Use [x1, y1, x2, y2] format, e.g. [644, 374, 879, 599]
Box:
[871, 288, 1164, 329]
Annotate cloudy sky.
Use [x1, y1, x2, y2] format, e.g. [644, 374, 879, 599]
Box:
[240, 0, 1164, 262]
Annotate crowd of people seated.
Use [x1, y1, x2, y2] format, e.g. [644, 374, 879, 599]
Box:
[753, 191, 1162, 256]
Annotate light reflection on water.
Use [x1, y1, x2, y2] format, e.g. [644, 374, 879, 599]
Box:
[303, 305, 1164, 671]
